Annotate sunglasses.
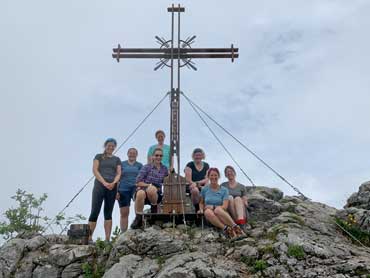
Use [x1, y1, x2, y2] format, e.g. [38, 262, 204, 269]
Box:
[154, 154, 163, 157]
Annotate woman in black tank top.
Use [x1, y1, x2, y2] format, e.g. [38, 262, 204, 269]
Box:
[184, 148, 209, 212]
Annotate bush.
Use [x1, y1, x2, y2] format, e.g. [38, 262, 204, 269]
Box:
[253, 260, 268, 272]
[82, 262, 104, 278]
[0, 189, 85, 240]
[287, 244, 305, 260]
[335, 217, 370, 247]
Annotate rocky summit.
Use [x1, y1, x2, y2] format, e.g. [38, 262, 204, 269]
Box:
[1, 184, 370, 278]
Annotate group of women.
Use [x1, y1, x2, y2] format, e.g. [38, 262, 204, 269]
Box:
[87, 130, 248, 242]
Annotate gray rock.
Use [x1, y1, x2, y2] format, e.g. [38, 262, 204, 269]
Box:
[32, 264, 59, 278]
[248, 193, 282, 222]
[0, 238, 26, 277]
[156, 252, 238, 278]
[61, 262, 83, 278]
[43, 234, 69, 244]
[240, 245, 258, 259]
[48, 244, 94, 266]
[246, 186, 284, 201]
[103, 254, 158, 278]
[111, 227, 184, 259]
[25, 235, 47, 251]
[345, 181, 370, 209]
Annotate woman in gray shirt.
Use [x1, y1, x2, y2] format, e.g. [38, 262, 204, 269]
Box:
[221, 166, 248, 226]
[88, 138, 121, 243]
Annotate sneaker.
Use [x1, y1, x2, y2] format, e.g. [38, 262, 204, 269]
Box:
[130, 215, 143, 229]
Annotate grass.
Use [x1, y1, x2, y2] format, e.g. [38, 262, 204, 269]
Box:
[287, 244, 305, 260]
[253, 260, 268, 273]
[259, 244, 279, 258]
[289, 214, 305, 226]
[155, 256, 166, 269]
[266, 224, 288, 241]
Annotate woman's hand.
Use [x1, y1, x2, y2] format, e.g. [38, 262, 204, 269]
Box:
[107, 183, 115, 190]
[190, 182, 197, 190]
[102, 181, 110, 188]
[116, 192, 120, 200]
[197, 209, 203, 214]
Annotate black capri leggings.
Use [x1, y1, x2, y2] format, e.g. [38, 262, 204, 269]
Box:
[88, 180, 116, 222]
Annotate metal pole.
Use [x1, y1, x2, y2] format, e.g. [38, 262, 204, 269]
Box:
[170, 4, 174, 90]
[177, 4, 181, 176]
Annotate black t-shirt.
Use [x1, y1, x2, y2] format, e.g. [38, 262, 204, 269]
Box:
[186, 161, 210, 182]
[94, 154, 121, 182]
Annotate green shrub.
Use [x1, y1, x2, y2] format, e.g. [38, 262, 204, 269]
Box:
[335, 217, 370, 247]
[110, 226, 121, 244]
[253, 260, 268, 272]
[0, 189, 85, 240]
[287, 244, 305, 260]
[95, 238, 112, 255]
[82, 262, 104, 278]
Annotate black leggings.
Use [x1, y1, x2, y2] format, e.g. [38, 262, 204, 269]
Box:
[88, 180, 116, 222]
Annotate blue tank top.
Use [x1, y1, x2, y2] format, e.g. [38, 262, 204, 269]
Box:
[118, 160, 143, 192]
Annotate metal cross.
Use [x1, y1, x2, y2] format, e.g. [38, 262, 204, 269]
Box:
[112, 4, 239, 175]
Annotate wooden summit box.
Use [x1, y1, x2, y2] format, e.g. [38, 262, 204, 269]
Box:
[67, 224, 90, 245]
[162, 174, 188, 214]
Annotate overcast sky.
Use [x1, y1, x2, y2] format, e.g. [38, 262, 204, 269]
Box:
[1, 0, 369, 239]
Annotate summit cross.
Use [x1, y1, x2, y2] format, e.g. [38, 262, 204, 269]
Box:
[112, 4, 239, 174]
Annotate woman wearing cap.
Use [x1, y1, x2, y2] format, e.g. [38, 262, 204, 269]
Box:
[199, 168, 245, 239]
[184, 148, 209, 212]
[88, 138, 122, 242]
[116, 148, 143, 232]
[147, 130, 171, 170]
[221, 166, 248, 227]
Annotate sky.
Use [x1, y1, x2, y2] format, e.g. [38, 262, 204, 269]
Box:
[1, 0, 369, 240]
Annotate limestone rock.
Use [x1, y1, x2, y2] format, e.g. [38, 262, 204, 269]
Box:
[2, 184, 370, 278]
[32, 264, 59, 278]
[61, 262, 83, 278]
[25, 235, 47, 251]
[345, 181, 370, 209]
[0, 238, 26, 277]
[48, 244, 94, 266]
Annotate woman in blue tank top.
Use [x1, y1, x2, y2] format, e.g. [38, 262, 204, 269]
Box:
[116, 148, 142, 232]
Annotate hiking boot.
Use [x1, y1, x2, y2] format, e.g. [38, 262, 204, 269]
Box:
[223, 226, 236, 239]
[130, 215, 143, 229]
[233, 225, 247, 239]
